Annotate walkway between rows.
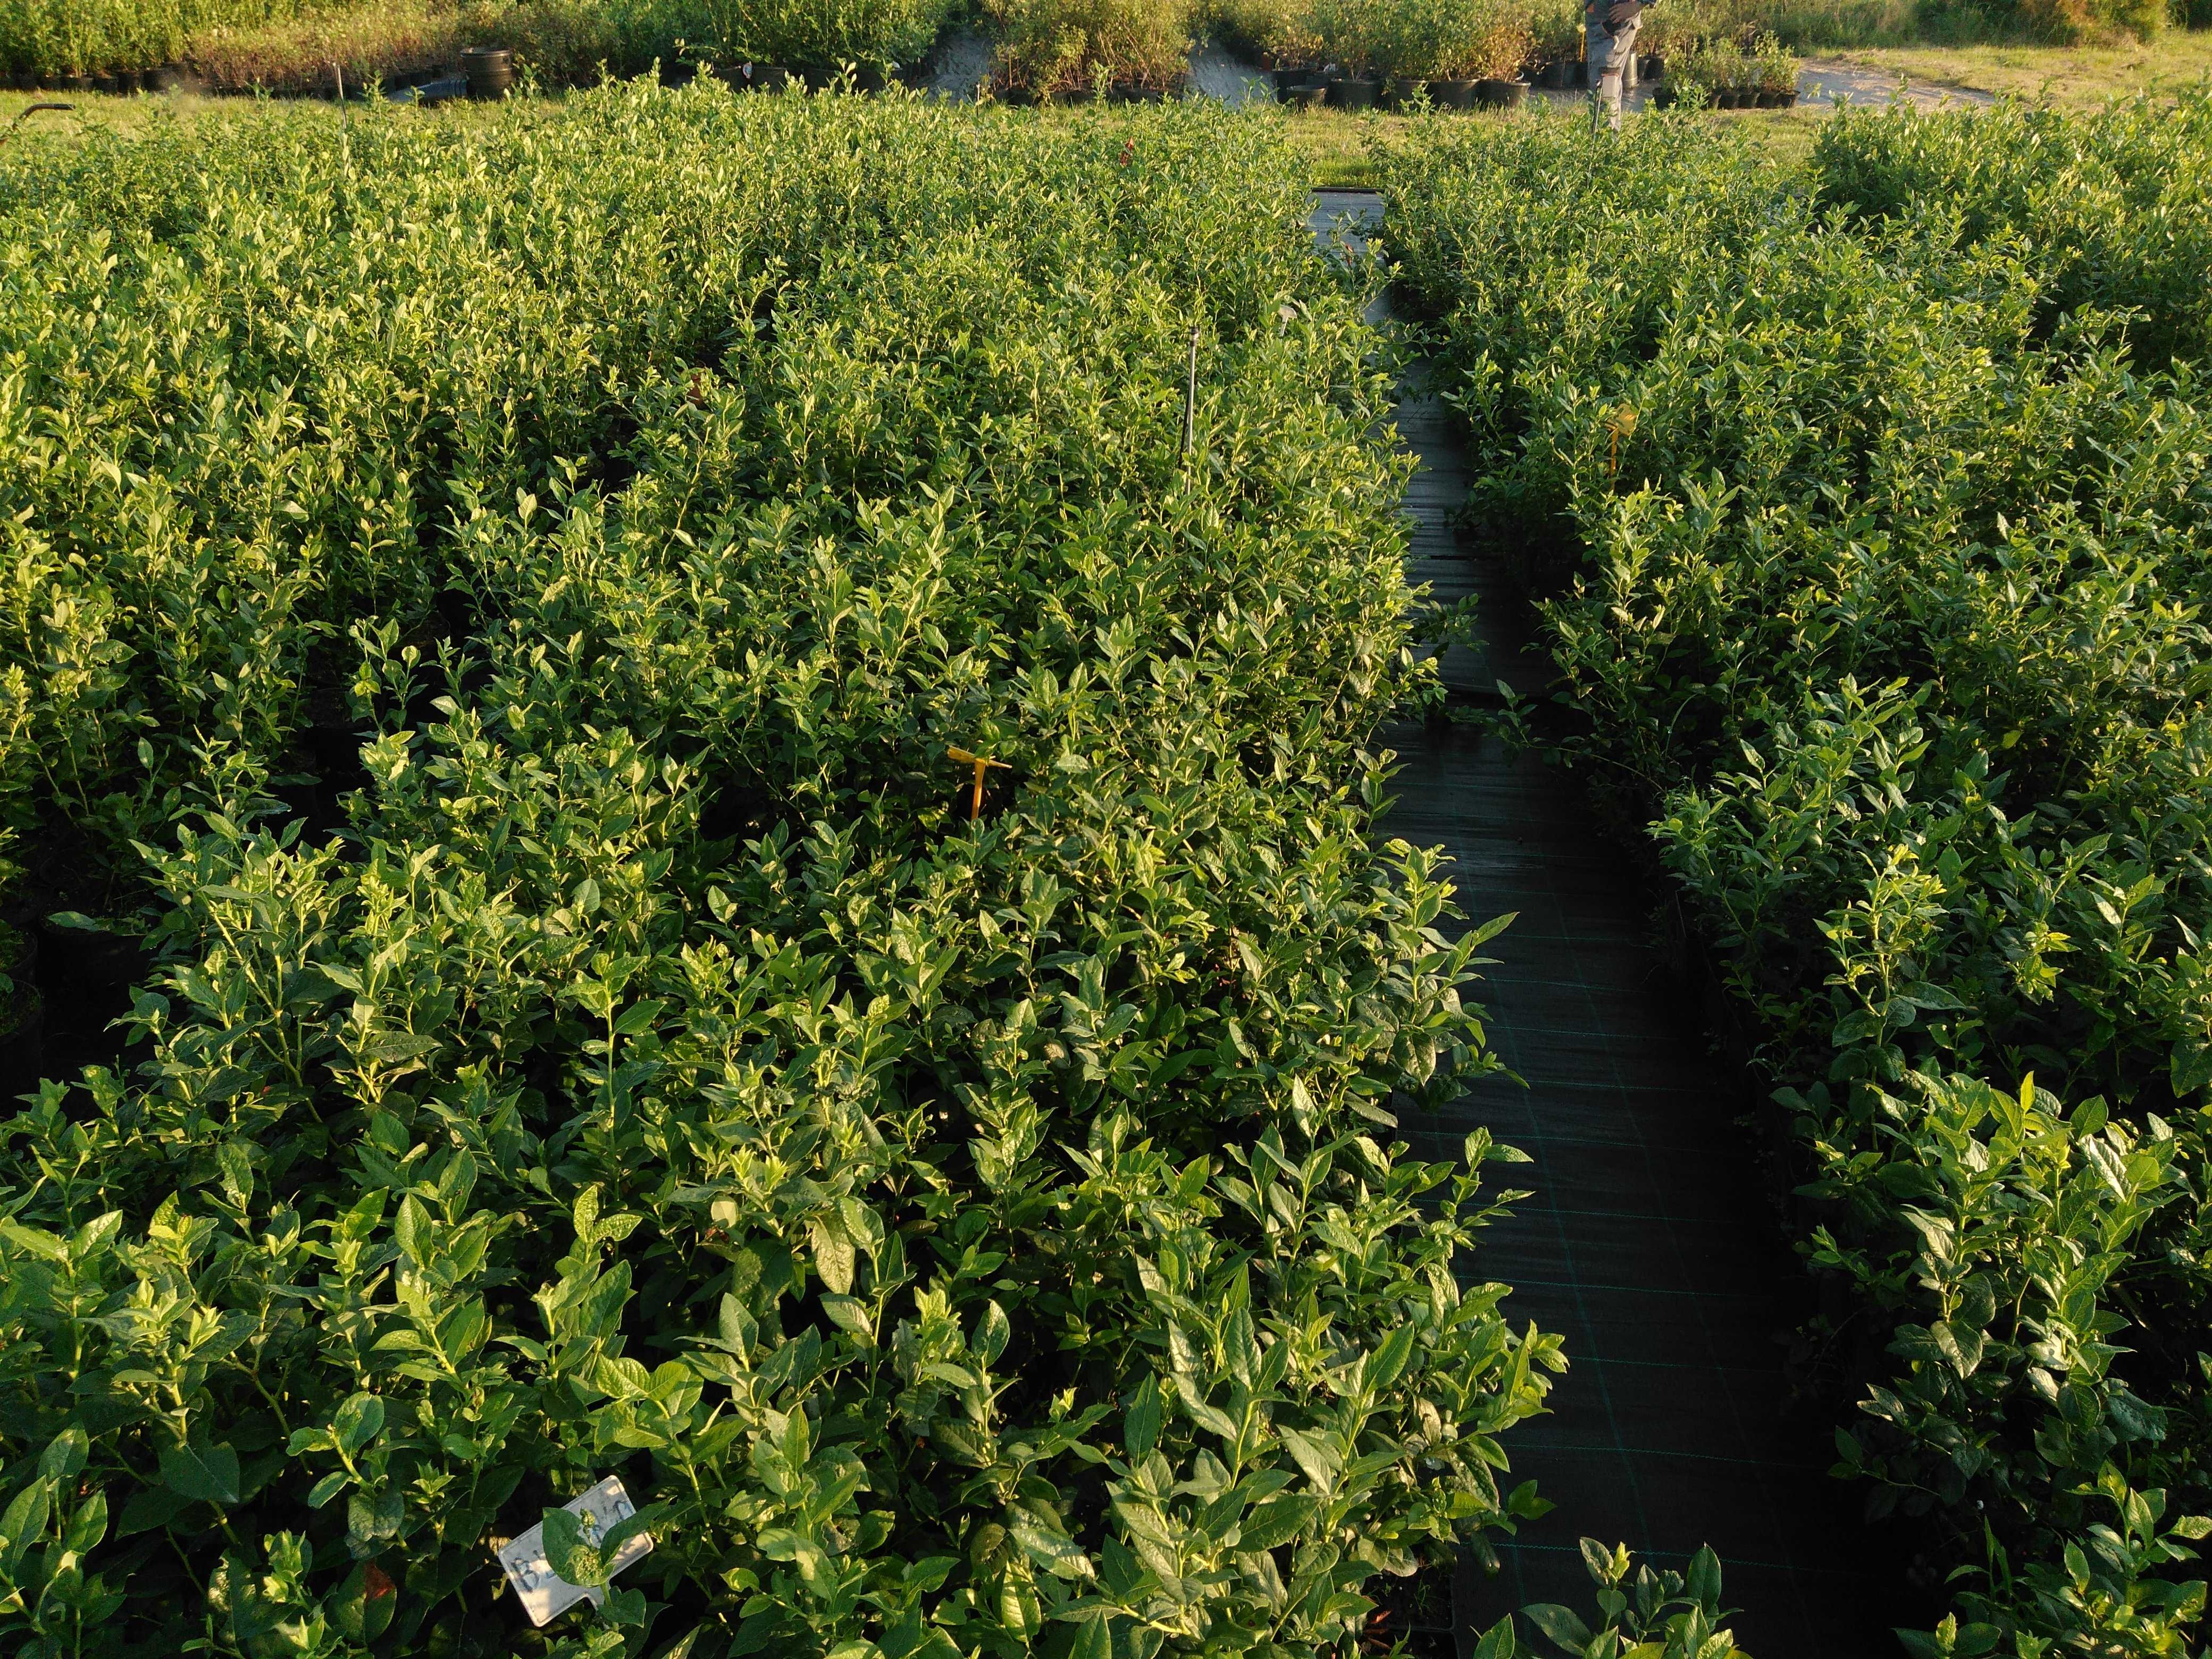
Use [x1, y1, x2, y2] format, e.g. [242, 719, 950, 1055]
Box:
[1310, 190, 1906, 1658]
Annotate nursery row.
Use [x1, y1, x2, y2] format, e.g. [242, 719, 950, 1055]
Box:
[6, 0, 1810, 105]
[1209, 0, 1799, 90]
[0, 89, 1563, 1658]
[1381, 96, 2212, 1657]
[0, 0, 963, 88]
[1814, 91, 2212, 371]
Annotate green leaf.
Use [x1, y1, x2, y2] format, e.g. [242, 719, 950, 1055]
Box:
[115, 1484, 190, 1538]
[40, 1426, 89, 1481]
[333, 1393, 386, 1457]
[758, 1526, 832, 1584]
[542, 1506, 605, 1586]
[1278, 1425, 1340, 1495]
[1685, 1544, 1723, 1609]
[1237, 1494, 1317, 1552]
[328, 1561, 399, 1644]
[1124, 1376, 1163, 1459]
[308, 1471, 351, 1510]
[822, 1294, 876, 1345]
[160, 1442, 241, 1506]
[976, 1300, 1011, 1367]
[810, 1212, 856, 1295]
[0, 1477, 52, 1561]
[1367, 1321, 1418, 1394]
[347, 1487, 405, 1556]
[1521, 1603, 1594, 1652]
[903, 1555, 959, 1593]
[1009, 1508, 1093, 1580]
[63, 1489, 108, 1553]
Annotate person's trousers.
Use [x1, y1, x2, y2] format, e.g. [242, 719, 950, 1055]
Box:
[1587, 15, 1641, 126]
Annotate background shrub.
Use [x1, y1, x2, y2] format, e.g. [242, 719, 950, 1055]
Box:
[985, 0, 1189, 90]
[697, 0, 955, 69]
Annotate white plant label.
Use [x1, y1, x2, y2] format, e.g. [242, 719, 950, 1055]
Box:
[496, 1476, 654, 1626]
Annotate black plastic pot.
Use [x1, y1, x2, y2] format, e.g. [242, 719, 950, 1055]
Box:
[1110, 81, 1164, 103]
[1540, 59, 1570, 89]
[1288, 84, 1327, 110]
[1272, 66, 1305, 100]
[1046, 83, 1094, 104]
[1650, 84, 1678, 108]
[1428, 76, 1475, 108]
[1380, 77, 1420, 111]
[800, 63, 887, 92]
[58, 72, 90, 91]
[1474, 77, 1526, 108]
[145, 64, 178, 91]
[94, 72, 119, 94]
[1756, 87, 1783, 106]
[1640, 53, 1663, 79]
[461, 44, 514, 99]
[1714, 88, 1740, 108]
[1330, 77, 1378, 110]
[1781, 88, 1798, 106]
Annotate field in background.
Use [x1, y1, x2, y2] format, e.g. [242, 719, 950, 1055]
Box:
[7, 19, 2208, 187]
[1822, 26, 2212, 94]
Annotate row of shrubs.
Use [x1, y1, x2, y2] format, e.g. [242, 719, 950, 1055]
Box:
[7, 0, 2192, 90]
[1205, 0, 1806, 95]
[2, 0, 1495, 102]
[0, 0, 960, 86]
[1381, 94, 2212, 1656]
[0, 88, 1569, 1659]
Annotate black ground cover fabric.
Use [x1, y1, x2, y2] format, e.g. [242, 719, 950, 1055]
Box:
[1309, 190, 1920, 1655]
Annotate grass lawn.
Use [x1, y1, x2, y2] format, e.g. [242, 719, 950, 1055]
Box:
[1821, 30, 2212, 104]
[1279, 102, 1833, 187]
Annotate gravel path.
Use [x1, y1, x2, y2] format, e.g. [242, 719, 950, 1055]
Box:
[1186, 45, 1273, 104]
[935, 36, 1996, 115]
[925, 29, 993, 98]
[1200, 48, 1994, 113]
[1795, 58, 1992, 107]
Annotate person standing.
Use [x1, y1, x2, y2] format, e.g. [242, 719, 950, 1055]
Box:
[1587, 0, 1648, 129]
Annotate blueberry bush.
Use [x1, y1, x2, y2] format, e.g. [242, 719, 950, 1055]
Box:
[0, 88, 1565, 1659]
[1382, 104, 2212, 1657]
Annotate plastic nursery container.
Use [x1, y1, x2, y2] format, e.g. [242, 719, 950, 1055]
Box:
[1330, 77, 1378, 109]
[461, 45, 515, 99]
